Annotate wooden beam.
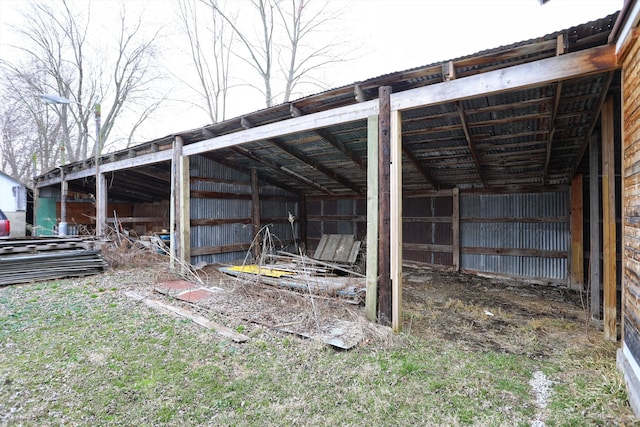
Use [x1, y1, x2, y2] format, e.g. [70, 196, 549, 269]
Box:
[365, 115, 379, 322]
[179, 154, 191, 266]
[589, 134, 601, 320]
[170, 136, 183, 269]
[402, 145, 441, 189]
[390, 109, 403, 333]
[392, 44, 617, 111]
[570, 173, 584, 290]
[452, 187, 460, 271]
[230, 146, 334, 194]
[542, 81, 563, 185]
[378, 87, 392, 326]
[202, 153, 299, 195]
[602, 95, 616, 341]
[569, 71, 616, 179]
[314, 129, 365, 171]
[455, 101, 488, 187]
[268, 137, 363, 194]
[251, 168, 261, 259]
[96, 173, 107, 237]
[298, 192, 307, 253]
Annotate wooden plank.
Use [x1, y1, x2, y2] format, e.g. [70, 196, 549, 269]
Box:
[190, 242, 253, 257]
[570, 173, 584, 290]
[602, 95, 617, 342]
[125, 291, 249, 343]
[334, 235, 355, 263]
[365, 114, 379, 322]
[590, 135, 601, 320]
[452, 187, 460, 271]
[378, 87, 392, 326]
[460, 247, 567, 258]
[390, 109, 403, 333]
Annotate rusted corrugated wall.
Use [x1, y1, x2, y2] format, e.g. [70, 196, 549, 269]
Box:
[306, 198, 366, 255]
[190, 155, 298, 265]
[460, 191, 569, 283]
[403, 194, 454, 267]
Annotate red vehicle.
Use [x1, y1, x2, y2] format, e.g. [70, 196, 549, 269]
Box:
[0, 208, 10, 237]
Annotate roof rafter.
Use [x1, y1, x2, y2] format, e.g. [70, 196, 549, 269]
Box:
[455, 101, 488, 187]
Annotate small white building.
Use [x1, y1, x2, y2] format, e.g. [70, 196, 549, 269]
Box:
[0, 171, 27, 237]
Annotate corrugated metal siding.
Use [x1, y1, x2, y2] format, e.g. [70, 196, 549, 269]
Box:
[403, 195, 454, 267]
[306, 198, 363, 251]
[190, 155, 297, 264]
[460, 191, 569, 282]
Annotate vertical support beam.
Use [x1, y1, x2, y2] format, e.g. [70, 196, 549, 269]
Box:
[170, 136, 183, 269]
[452, 187, 460, 271]
[179, 155, 191, 267]
[96, 173, 107, 237]
[570, 173, 584, 290]
[390, 110, 403, 333]
[251, 168, 261, 259]
[365, 114, 379, 322]
[298, 193, 307, 254]
[33, 187, 39, 237]
[602, 95, 617, 341]
[378, 86, 392, 325]
[589, 135, 601, 320]
[59, 175, 68, 236]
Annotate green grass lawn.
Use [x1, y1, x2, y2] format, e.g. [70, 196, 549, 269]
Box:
[0, 268, 636, 426]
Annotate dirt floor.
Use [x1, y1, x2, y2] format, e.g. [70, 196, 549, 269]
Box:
[134, 259, 598, 357]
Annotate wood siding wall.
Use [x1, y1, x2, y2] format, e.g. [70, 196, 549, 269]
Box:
[623, 32, 640, 375]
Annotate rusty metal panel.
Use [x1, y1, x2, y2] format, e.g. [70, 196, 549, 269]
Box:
[190, 155, 298, 264]
[460, 191, 569, 282]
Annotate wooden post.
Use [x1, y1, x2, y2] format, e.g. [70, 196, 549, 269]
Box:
[365, 114, 379, 322]
[251, 168, 261, 259]
[378, 86, 392, 325]
[179, 155, 191, 267]
[589, 135, 601, 320]
[452, 187, 460, 271]
[170, 136, 183, 269]
[298, 193, 307, 254]
[60, 177, 68, 235]
[390, 110, 403, 332]
[602, 95, 617, 341]
[96, 173, 107, 237]
[570, 174, 584, 290]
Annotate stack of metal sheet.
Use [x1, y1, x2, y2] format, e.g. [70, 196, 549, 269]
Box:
[0, 238, 108, 286]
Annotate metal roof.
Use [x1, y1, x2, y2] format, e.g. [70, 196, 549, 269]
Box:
[35, 12, 621, 202]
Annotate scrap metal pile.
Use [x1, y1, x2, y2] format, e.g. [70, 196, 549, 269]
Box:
[0, 237, 108, 286]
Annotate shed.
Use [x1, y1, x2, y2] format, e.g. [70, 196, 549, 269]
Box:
[0, 170, 27, 236]
[35, 12, 621, 347]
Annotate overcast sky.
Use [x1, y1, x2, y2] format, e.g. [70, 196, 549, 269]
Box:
[0, 0, 623, 143]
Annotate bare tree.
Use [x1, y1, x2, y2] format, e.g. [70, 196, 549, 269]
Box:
[202, 0, 346, 108]
[0, 65, 66, 183]
[0, 0, 166, 172]
[176, 0, 235, 123]
[275, 0, 345, 102]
